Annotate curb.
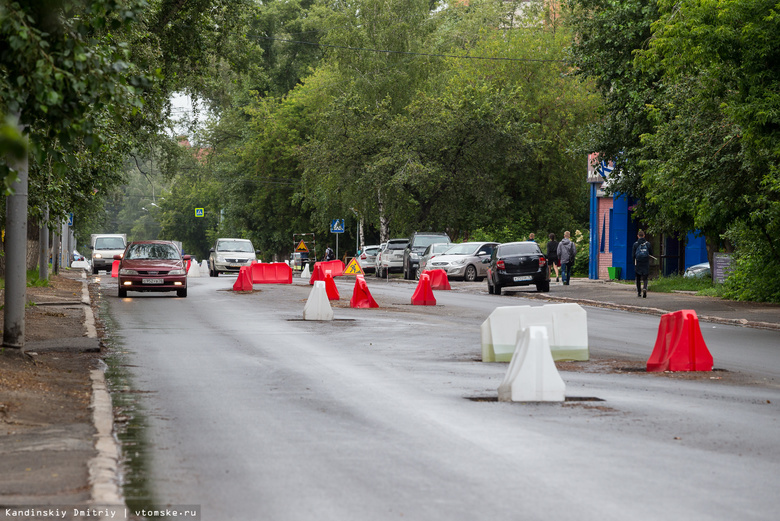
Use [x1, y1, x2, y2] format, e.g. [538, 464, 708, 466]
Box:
[81, 272, 125, 513]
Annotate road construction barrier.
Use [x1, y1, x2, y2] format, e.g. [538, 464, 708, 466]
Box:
[426, 269, 451, 290]
[200, 260, 208, 272]
[481, 304, 589, 362]
[324, 270, 340, 300]
[411, 273, 436, 306]
[498, 326, 566, 402]
[303, 280, 334, 321]
[111, 260, 120, 278]
[309, 260, 346, 284]
[646, 309, 713, 372]
[186, 259, 192, 273]
[250, 262, 292, 284]
[232, 266, 253, 292]
[350, 275, 379, 308]
[301, 263, 311, 279]
[188, 260, 201, 278]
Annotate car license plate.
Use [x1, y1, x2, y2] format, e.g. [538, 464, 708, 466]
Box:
[513, 276, 533, 282]
[142, 278, 164, 284]
[229, 263, 244, 268]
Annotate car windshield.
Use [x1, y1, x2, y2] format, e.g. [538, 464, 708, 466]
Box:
[387, 241, 408, 250]
[414, 235, 449, 248]
[499, 243, 542, 256]
[217, 240, 254, 253]
[94, 237, 125, 250]
[126, 243, 180, 260]
[364, 247, 379, 255]
[443, 243, 478, 256]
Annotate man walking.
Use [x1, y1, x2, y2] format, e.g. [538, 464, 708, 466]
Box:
[632, 230, 652, 298]
[557, 231, 576, 285]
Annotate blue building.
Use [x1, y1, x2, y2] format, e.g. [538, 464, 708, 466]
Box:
[587, 155, 708, 280]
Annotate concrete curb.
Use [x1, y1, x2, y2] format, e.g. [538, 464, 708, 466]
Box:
[81, 272, 125, 512]
[521, 293, 780, 331]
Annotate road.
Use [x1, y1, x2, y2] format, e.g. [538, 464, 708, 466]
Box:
[100, 273, 780, 521]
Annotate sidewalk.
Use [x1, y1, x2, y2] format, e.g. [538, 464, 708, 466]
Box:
[520, 277, 780, 331]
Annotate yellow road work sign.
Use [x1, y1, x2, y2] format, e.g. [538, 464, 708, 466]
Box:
[295, 240, 309, 252]
[344, 258, 364, 275]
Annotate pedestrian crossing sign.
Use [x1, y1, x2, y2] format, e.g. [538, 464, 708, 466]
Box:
[195, 208, 204, 217]
[344, 258, 364, 275]
[295, 240, 309, 252]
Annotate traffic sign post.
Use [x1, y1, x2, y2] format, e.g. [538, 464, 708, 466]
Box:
[330, 219, 345, 259]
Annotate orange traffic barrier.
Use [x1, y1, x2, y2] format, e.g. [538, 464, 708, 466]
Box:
[186, 259, 192, 272]
[426, 269, 451, 290]
[309, 260, 346, 284]
[324, 271, 340, 300]
[411, 273, 436, 306]
[232, 266, 254, 292]
[350, 275, 379, 308]
[647, 310, 713, 372]
[111, 260, 120, 278]
[250, 262, 293, 284]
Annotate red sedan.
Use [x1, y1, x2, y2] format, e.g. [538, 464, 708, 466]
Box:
[116, 240, 190, 298]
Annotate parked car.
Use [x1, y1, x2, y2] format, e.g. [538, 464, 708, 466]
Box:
[403, 231, 451, 280]
[486, 241, 550, 294]
[426, 241, 498, 282]
[116, 240, 190, 298]
[357, 245, 381, 273]
[377, 238, 409, 278]
[208, 238, 258, 277]
[416, 242, 454, 279]
[684, 261, 711, 279]
[374, 242, 387, 277]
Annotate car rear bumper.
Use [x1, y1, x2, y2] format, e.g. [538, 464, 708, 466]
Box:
[493, 271, 548, 287]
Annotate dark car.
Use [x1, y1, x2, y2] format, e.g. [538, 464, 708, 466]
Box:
[116, 240, 190, 298]
[403, 231, 451, 280]
[486, 241, 550, 294]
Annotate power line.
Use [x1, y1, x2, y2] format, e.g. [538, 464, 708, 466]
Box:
[250, 35, 566, 64]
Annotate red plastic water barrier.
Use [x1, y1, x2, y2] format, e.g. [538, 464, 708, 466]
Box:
[411, 273, 436, 306]
[111, 260, 120, 278]
[426, 269, 451, 290]
[350, 275, 379, 308]
[186, 259, 192, 272]
[309, 260, 346, 284]
[250, 262, 293, 284]
[232, 266, 254, 292]
[646, 309, 713, 372]
[324, 271, 340, 300]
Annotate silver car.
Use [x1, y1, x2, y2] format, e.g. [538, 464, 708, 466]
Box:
[416, 242, 454, 279]
[208, 238, 258, 276]
[426, 241, 498, 282]
[376, 239, 408, 278]
[358, 245, 381, 273]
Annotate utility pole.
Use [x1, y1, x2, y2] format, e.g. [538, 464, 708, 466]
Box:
[3, 132, 28, 350]
[39, 205, 49, 281]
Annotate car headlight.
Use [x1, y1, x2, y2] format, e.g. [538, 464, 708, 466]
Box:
[119, 268, 138, 275]
[410, 252, 419, 260]
[94, 253, 103, 259]
[217, 255, 226, 262]
[168, 269, 186, 275]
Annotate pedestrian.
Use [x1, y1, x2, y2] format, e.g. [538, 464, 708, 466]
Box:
[324, 246, 335, 262]
[632, 230, 652, 298]
[557, 231, 576, 285]
[546, 233, 560, 282]
[528, 233, 536, 242]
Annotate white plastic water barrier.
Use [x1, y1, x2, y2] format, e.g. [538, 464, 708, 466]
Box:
[498, 326, 566, 402]
[481, 304, 588, 362]
[303, 280, 334, 321]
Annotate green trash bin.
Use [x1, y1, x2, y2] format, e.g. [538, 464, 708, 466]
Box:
[607, 266, 622, 280]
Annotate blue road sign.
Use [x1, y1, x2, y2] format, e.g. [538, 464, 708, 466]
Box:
[330, 219, 345, 233]
[67, 213, 74, 226]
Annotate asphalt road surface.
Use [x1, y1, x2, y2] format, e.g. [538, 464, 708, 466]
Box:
[101, 274, 780, 521]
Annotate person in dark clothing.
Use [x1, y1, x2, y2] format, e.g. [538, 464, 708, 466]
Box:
[632, 230, 652, 298]
[323, 246, 335, 261]
[546, 233, 560, 282]
[557, 231, 576, 285]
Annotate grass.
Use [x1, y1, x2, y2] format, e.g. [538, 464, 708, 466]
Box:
[648, 273, 726, 297]
[0, 268, 52, 290]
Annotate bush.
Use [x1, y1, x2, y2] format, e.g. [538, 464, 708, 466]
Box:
[572, 229, 589, 276]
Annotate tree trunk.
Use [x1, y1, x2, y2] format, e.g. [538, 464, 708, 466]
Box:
[26, 220, 40, 271]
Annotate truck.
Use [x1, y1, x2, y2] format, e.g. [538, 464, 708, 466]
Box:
[90, 234, 127, 274]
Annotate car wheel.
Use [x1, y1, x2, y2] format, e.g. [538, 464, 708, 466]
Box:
[487, 280, 494, 294]
[415, 267, 421, 280]
[537, 281, 550, 292]
[177, 288, 188, 298]
[118, 287, 127, 298]
[494, 283, 502, 295]
[464, 265, 477, 282]
[92, 265, 99, 275]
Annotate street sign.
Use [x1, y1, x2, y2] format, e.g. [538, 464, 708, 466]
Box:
[67, 213, 74, 226]
[295, 239, 309, 253]
[195, 208, 205, 217]
[344, 258, 364, 275]
[330, 219, 345, 233]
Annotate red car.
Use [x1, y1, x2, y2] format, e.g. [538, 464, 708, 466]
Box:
[116, 240, 190, 298]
